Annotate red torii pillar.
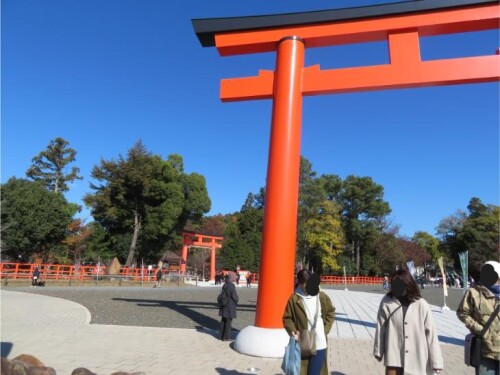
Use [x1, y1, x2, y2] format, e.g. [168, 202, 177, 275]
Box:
[180, 231, 223, 281]
[193, 0, 500, 357]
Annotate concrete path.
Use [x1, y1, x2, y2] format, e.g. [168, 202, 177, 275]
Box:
[0, 289, 474, 375]
[325, 289, 468, 344]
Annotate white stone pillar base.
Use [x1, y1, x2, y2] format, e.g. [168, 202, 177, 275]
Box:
[234, 325, 289, 358]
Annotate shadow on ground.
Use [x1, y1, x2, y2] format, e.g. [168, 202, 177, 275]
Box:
[335, 316, 376, 328]
[113, 297, 254, 330]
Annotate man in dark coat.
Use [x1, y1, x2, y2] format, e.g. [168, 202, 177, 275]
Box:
[219, 273, 239, 341]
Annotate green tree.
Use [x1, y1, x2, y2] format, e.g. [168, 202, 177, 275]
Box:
[297, 157, 327, 266]
[436, 210, 466, 241]
[83, 221, 115, 263]
[467, 197, 489, 219]
[436, 198, 499, 279]
[412, 231, 442, 263]
[237, 192, 264, 270]
[372, 229, 404, 275]
[26, 137, 82, 193]
[318, 174, 342, 202]
[436, 209, 467, 266]
[84, 141, 211, 266]
[219, 235, 255, 271]
[339, 175, 391, 275]
[304, 200, 345, 273]
[457, 199, 499, 278]
[1, 178, 74, 262]
[217, 191, 264, 272]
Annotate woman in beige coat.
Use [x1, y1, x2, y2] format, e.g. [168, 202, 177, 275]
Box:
[283, 270, 335, 375]
[373, 269, 443, 375]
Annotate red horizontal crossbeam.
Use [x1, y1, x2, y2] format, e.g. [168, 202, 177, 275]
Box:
[217, 3, 499, 101]
[214, 4, 498, 56]
[221, 53, 500, 102]
[181, 231, 223, 248]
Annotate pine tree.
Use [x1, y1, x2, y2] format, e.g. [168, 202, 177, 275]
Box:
[26, 137, 82, 193]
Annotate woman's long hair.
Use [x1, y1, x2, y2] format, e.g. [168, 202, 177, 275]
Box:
[387, 269, 422, 302]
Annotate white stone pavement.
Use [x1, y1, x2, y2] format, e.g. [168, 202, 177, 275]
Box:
[324, 289, 468, 345]
[0, 289, 474, 375]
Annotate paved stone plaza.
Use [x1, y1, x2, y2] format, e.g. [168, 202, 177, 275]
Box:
[0, 286, 474, 374]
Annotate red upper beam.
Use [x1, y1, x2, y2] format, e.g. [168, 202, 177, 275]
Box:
[182, 231, 223, 248]
[214, 4, 498, 56]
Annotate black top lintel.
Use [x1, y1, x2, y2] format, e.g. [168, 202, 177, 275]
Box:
[192, 0, 498, 47]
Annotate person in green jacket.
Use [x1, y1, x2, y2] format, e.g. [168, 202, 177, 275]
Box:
[457, 261, 500, 375]
[282, 270, 335, 375]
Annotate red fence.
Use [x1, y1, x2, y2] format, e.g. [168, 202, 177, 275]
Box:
[0, 262, 165, 282]
[0, 263, 384, 285]
[320, 275, 384, 285]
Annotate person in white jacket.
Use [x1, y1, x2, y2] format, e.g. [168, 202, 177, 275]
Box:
[373, 269, 444, 375]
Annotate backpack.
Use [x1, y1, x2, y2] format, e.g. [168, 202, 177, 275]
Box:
[217, 287, 229, 308]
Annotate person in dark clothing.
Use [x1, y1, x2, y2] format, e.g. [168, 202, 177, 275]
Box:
[246, 272, 252, 288]
[32, 266, 40, 287]
[219, 273, 239, 341]
[154, 267, 163, 288]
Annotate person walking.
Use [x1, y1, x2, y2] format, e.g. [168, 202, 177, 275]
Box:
[219, 273, 239, 341]
[282, 270, 335, 375]
[246, 272, 252, 288]
[373, 269, 443, 375]
[383, 276, 389, 291]
[154, 266, 163, 288]
[457, 261, 500, 375]
[31, 266, 40, 287]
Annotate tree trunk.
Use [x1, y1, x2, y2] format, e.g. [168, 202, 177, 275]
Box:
[125, 211, 141, 267]
[54, 174, 60, 193]
[42, 245, 51, 264]
[356, 242, 361, 276]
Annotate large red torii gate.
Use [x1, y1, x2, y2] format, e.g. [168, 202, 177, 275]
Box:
[180, 231, 223, 281]
[193, 0, 499, 357]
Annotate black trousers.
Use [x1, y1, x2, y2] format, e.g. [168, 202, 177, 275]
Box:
[220, 317, 232, 340]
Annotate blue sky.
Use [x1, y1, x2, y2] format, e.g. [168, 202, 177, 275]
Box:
[2, 0, 499, 238]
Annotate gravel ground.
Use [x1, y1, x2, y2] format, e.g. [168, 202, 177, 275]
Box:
[4, 282, 466, 332]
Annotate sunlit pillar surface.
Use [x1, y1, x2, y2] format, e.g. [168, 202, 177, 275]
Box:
[256, 36, 305, 328]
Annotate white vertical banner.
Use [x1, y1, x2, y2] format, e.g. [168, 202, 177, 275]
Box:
[438, 257, 450, 310]
[438, 257, 448, 297]
[406, 261, 415, 278]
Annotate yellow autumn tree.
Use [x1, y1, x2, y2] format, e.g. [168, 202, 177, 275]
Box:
[62, 219, 93, 264]
[304, 200, 345, 273]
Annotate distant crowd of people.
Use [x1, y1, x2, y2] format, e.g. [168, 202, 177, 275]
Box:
[214, 270, 253, 287]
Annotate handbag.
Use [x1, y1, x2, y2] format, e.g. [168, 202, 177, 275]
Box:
[299, 295, 320, 359]
[281, 337, 301, 375]
[464, 333, 482, 367]
[464, 304, 500, 367]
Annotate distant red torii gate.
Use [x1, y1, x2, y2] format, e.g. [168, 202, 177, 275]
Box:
[193, 0, 500, 357]
[180, 231, 223, 281]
